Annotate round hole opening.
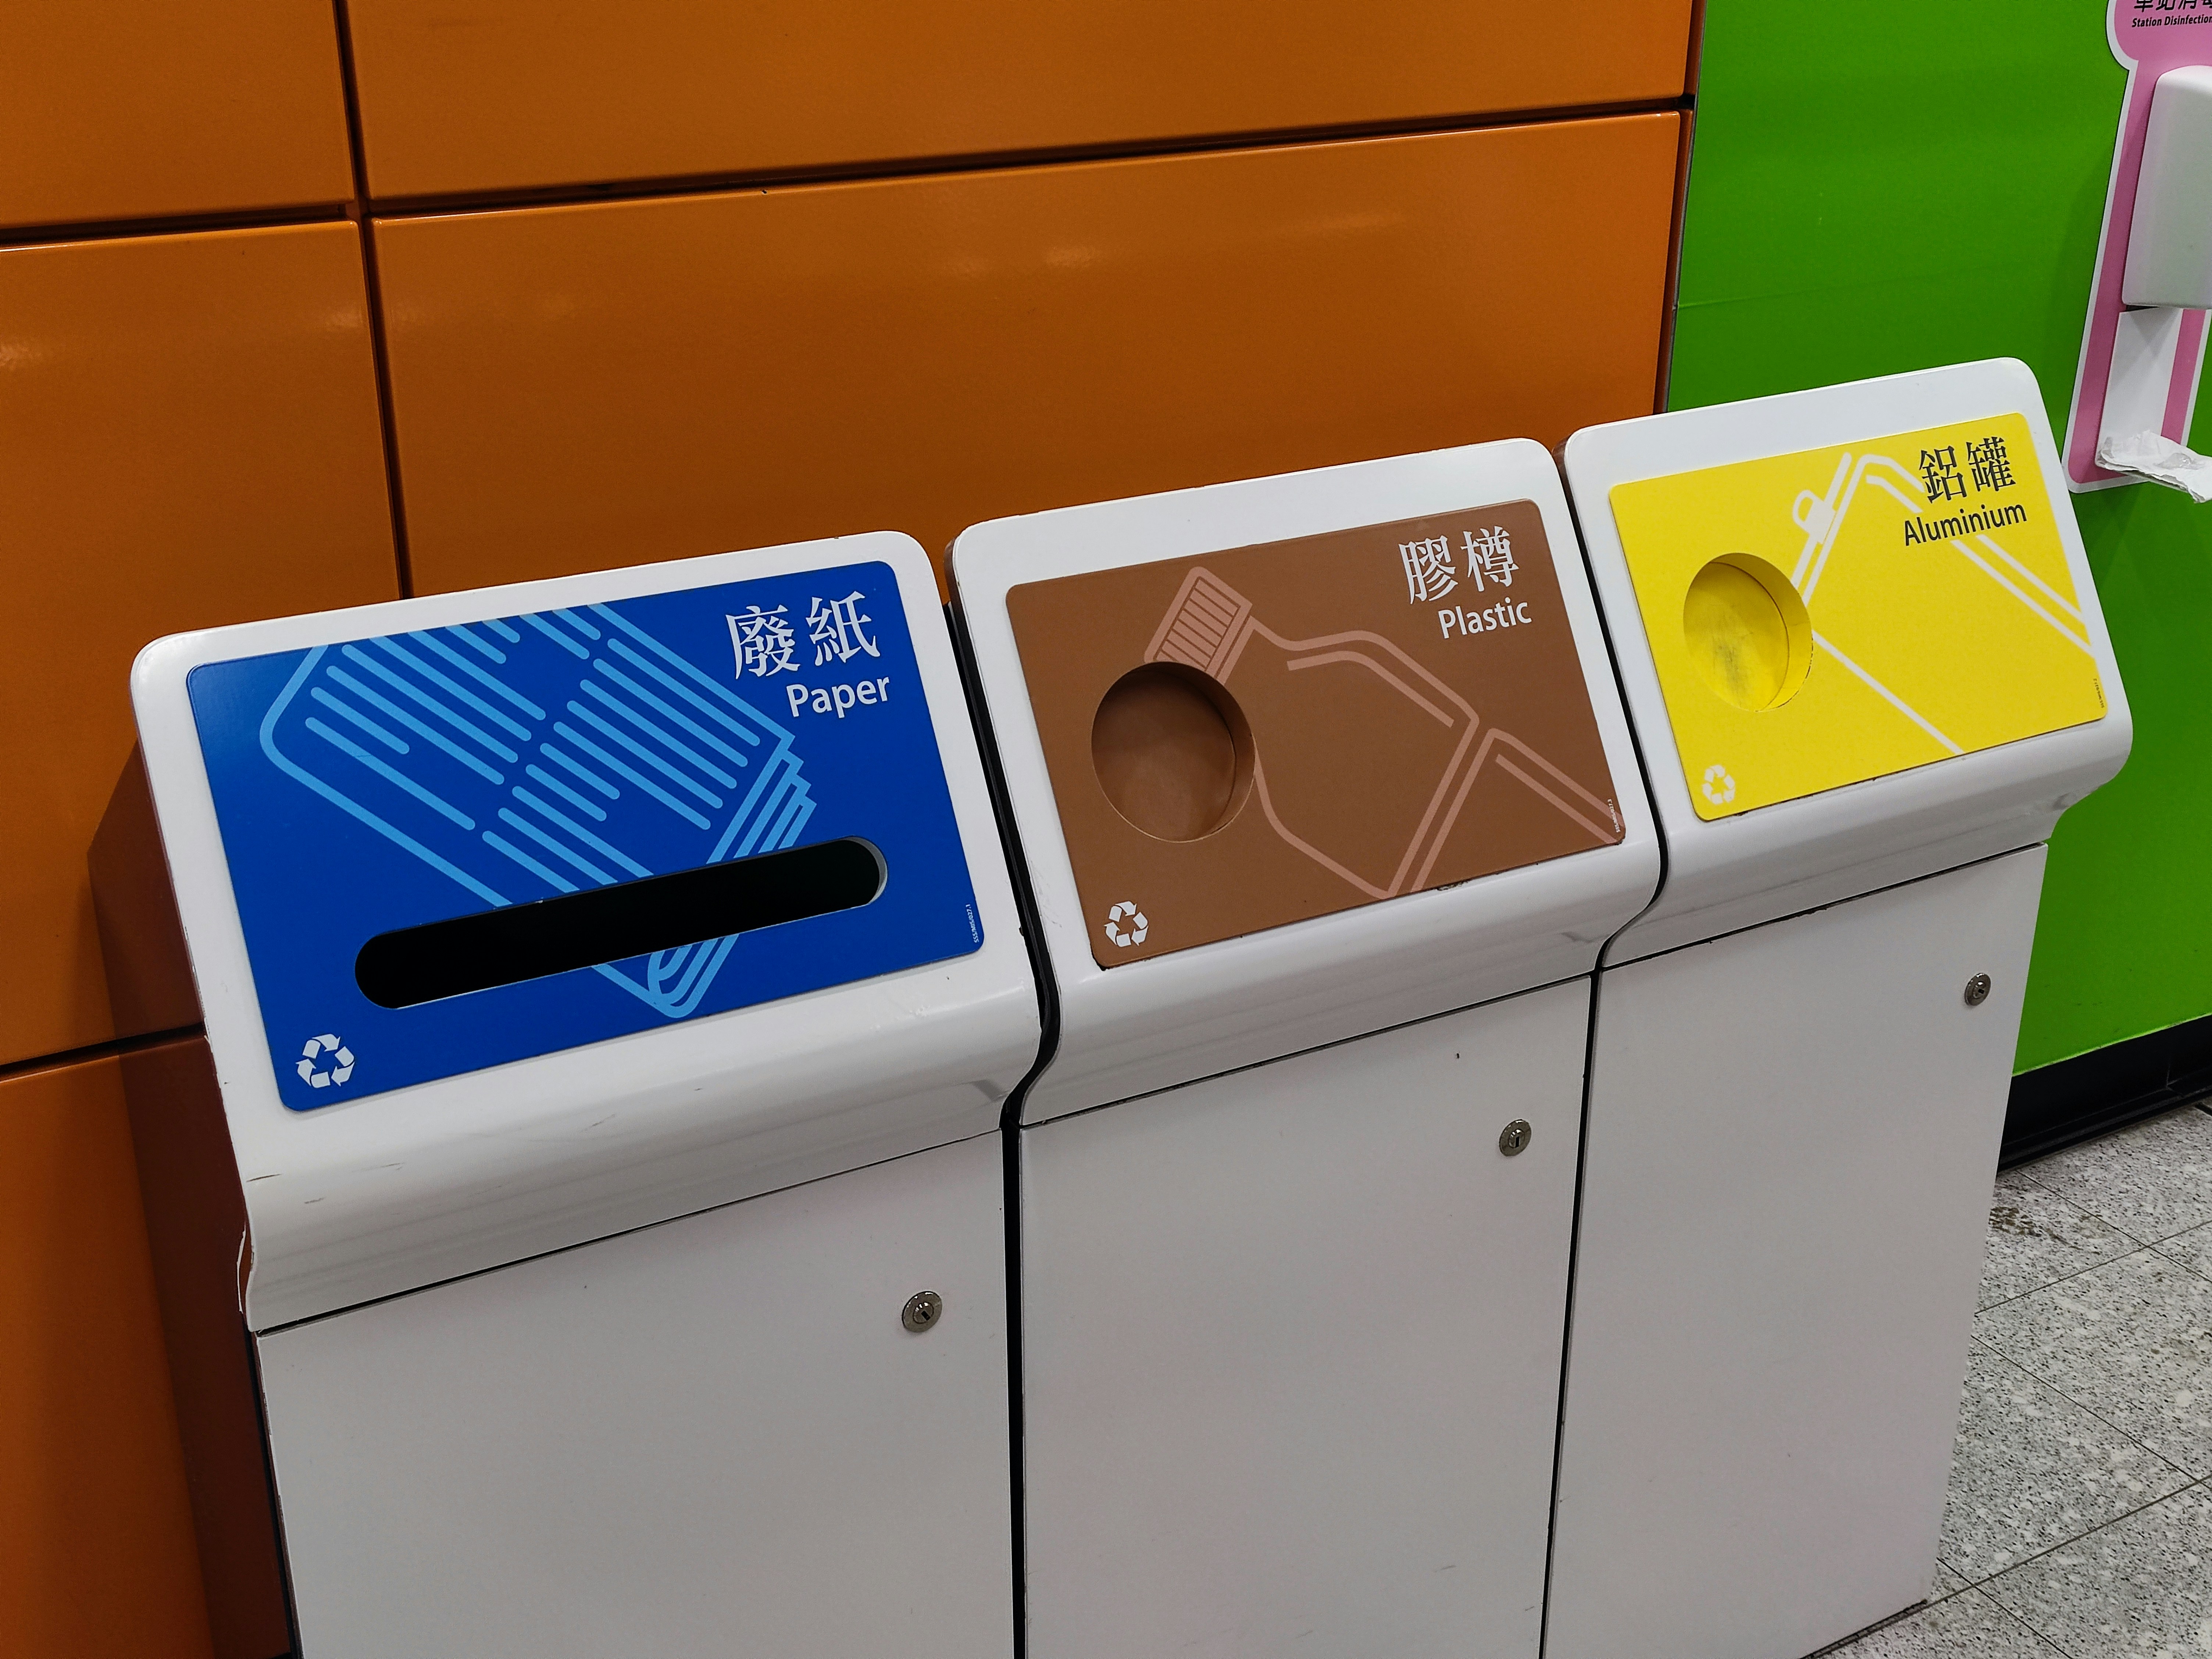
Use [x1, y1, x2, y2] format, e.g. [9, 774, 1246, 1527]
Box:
[1682, 553, 1813, 712]
[1089, 662, 1254, 842]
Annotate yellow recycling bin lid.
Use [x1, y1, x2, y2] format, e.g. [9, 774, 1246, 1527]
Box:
[1610, 408, 2107, 821]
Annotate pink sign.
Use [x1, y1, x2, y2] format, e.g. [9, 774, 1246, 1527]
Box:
[2063, 0, 2212, 488]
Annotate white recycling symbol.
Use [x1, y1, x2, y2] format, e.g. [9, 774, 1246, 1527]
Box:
[1102, 901, 1149, 949]
[1701, 764, 1737, 807]
[297, 1033, 356, 1089]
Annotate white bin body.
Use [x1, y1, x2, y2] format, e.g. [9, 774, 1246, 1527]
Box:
[262, 1133, 1013, 1659]
[1022, 983, 1585, 1659]
[1550, 850, 2041, 1659]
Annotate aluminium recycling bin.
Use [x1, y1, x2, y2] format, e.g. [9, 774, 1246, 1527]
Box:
[950, 440, 1659, 1658]
[127, 534, 1039, 1658]
[1546, 360, 2133, 1659]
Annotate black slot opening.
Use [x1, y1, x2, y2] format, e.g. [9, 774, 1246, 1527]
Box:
[354, 837, 885, 1009]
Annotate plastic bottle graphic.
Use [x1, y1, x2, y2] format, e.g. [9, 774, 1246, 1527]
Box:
[1129, 567, 1616, 898]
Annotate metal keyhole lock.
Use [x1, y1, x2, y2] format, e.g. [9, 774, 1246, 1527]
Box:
[1964, 973, 1992, 1008]
[1498, 1119, 1532, 1156]
[901, 1290, 943, 1333]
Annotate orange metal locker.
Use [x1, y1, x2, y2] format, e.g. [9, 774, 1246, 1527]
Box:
[0, 224, 399, 1067]
[345, 0, 1693, 199]
[0, 3, 352, 231]
[378, 115, 1683, 597]
[0, 1053, 214, 1659]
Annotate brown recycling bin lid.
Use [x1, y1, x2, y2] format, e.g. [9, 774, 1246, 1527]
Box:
[1007, 500, 1626, 967]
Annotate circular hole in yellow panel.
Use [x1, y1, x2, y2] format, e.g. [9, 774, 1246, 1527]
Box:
[1090, 663, 1254, 842]
[1681, 554, 1813, 712]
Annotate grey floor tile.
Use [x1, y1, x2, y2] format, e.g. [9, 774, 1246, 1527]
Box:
[2155, 1218, 2212, 1281]
[1940, 1343, 2191, 1583]
[1932, 1558, 1970, 1599]
[1977, 1250, 2212, 1478]
[1981, 1484, 2212, 1655]
[1983, 1169, 2138, 1308]
[1817, 1588, 2061, 1657]
[2022, 1106, 2212, 1245]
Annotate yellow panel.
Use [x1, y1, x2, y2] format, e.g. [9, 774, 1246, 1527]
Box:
[347, 0, 1694, 199]
[379, 117, 1683, 597]
[0, 1056, 213, 1659]
[0, 225, 400, 1066]
[0, 2, 353, 231]
[1610, 413, 2107, 819]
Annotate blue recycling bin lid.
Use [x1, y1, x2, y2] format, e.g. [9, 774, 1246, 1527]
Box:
[185, 557, 982, 1110]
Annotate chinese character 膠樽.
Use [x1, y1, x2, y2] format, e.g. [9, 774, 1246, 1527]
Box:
[1399, 535, 1457, 603]
[1966, 434, 2016, 494]
[1462, 526, 1517, 592]
[1919, 445, 1967, 504]
[807, 591, 882, 666]
[727, 604, 798, 678]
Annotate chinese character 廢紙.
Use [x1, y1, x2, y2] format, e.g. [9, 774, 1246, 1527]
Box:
[727, 604, 798, 678]
[807, 591, 882, 667]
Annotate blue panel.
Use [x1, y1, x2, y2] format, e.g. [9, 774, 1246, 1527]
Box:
[188, 561, 983, 1109]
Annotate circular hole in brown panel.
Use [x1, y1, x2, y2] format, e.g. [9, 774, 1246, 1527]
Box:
[1089, 663, 1254, 842]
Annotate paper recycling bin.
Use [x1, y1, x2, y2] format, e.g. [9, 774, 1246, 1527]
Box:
[1546, 360, 2133, 1659]
[949, 441, 1659, 1657]
[127, 534, 1040, 1657]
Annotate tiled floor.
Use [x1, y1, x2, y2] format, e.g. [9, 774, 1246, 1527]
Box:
[1824, 1103, 2212, 1658]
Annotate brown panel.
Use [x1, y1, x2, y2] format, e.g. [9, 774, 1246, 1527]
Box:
[0, 224, 400, 1067]
[382, 117, 1682, 599]
[121, 1039, 289, 1659]
[1008, 507, 1625, 968]
[0, 1055, 215, 1658]
[346, 0, 1693, 200]
[0, 3, 352, 232]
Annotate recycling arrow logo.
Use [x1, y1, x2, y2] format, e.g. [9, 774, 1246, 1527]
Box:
[297, 1033, 356, 1089]
[1103, 901, 1149, 948]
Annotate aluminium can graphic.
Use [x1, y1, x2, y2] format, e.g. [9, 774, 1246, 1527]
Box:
[186, 560, 984, 1110]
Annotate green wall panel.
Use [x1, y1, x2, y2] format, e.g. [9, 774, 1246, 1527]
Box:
[1671, 2, 2212, 1072]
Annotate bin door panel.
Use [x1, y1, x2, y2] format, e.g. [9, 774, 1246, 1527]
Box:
[1021, 980, 1586, 1658]
[258, 1133, 1012, 1659]
[1551, 848, 2043, 1659]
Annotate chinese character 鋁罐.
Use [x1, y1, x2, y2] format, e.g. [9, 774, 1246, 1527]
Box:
[1462, 525, 1518, 592]
[1919, 445, 1967, 504]
[1399, 535, 1457, 603]
[726, 604, 798, 678]
[1966, 435, 2016, 494]
[807, 591, 882, 666]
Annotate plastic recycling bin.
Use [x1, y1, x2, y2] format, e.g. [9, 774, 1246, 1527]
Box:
[950, 440, 1659, 1659]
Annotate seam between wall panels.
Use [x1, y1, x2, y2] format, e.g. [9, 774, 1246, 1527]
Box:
[331, 0, 417, 599]
[349, 95, 1696, 219]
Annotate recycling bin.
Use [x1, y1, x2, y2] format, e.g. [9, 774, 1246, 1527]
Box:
[1546, 360, 2133, 1659]
[125, 533, 1040, 1657]
[949, 441, 1659, 1658]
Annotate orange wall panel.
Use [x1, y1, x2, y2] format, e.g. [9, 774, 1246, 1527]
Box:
[347, 0, 1692, 199]
[380, 116, 1682, 598]
[0, 1054, 214, 1659]
[0, 3, 353, 231]
[0, 224, 400, 1068]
